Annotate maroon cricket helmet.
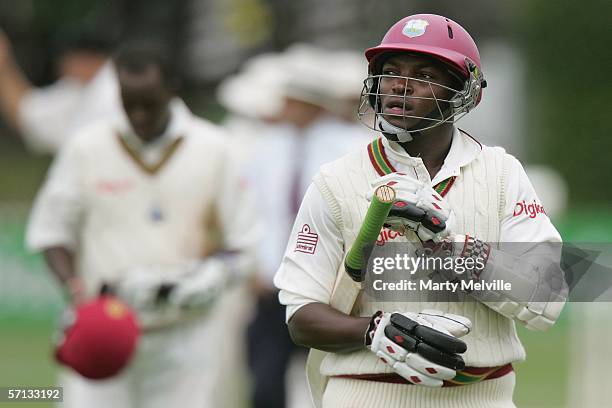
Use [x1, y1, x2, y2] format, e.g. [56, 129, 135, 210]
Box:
[55, 296, 140, 380]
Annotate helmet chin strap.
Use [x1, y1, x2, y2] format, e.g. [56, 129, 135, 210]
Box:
[376, 116, 414, 142]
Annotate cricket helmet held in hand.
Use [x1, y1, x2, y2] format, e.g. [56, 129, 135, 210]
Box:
[55, 296, 140, 380]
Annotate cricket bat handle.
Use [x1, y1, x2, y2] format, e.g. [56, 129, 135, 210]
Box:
[345, 185, 396, 282]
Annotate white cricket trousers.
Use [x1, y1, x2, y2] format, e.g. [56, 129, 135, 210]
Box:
[322, 372, 516, 408]
[57, 314, 217, 408]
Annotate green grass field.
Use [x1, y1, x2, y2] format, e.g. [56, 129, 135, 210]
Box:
[514, 314, 569, 407]
[3, 208, 602, 408]
[0, 320, 57, 408]
[0, 313, 571, 407]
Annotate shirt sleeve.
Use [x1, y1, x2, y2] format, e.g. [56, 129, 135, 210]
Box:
[25, 139, 85, 251]
[497, 156, 563, 284]
[18, 79, 84, 154]
[273, 183, 345, 322]
[499, 156, 562, 244]
[490, 157, 567, 324]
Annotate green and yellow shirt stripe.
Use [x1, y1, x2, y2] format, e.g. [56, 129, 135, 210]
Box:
[367, 138, 456, 197]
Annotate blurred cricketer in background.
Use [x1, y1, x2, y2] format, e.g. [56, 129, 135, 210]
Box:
[218, 45, 374, 408]
[0, 28, 122, 154]
[274, 14, 566, 408]
[25, 42, 261, 408]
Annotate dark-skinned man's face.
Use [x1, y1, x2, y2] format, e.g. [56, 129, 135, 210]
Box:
[118, 64, 172, 142]
[378, 53, 457, 130]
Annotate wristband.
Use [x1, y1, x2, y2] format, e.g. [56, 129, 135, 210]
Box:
[364, 310, 384, 346]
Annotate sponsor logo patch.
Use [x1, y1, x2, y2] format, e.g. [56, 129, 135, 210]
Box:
[513, 200, 547, 219]
[96, 179, 135, 194]
[376, 228, 405, 246]
[295, 224, 318, 254]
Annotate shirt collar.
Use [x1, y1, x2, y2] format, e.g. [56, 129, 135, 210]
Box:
[380, 127, 482, 184]
[118, 98, 190, 152]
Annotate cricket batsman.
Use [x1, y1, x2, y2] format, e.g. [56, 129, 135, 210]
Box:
[274, 14, 566, 407]
[26, 42, 261, 407]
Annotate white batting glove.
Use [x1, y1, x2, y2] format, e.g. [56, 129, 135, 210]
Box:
[369, 172, 455, 242]
[166, 258, 229, 310]
[116, 258, 230, 311]
[366, 309, 471, 387]
[115, 265, 167, 311]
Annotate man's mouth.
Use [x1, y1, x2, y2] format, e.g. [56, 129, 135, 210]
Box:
[383, 100, 412, 115]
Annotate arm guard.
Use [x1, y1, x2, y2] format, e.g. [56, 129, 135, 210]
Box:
[436, 235, 567, 331]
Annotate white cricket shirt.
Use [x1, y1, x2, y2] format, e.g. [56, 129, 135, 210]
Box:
[274, 128, 562, 320]
[26, 99, 261, 296]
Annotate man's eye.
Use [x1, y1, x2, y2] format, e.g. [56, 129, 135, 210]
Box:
[383, 69, 398, 76]
[420, 72, 434, 79]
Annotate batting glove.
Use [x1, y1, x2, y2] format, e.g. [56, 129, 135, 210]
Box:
[166, 258, 229, 310]
[116, 258, 229, 312]
[366, 309, 471, 387]
[369, 172, 455, 242]
[115, 266, 166, 311]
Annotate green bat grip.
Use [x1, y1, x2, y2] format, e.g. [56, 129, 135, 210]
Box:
[345, 185, 396, 282]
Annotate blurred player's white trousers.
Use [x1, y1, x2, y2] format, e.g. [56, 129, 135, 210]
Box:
[57, 314, 218, 408]
[322, 373, 516, 408]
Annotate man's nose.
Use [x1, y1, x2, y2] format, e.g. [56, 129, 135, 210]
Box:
[391, 76, 413, 95]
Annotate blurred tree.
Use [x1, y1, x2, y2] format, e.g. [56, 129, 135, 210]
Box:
[517, 0, 611, 206]
[224, 0, 273, 48]
[265, 0, 507, 50]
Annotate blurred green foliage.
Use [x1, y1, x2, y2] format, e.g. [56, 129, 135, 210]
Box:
[518, 0, 612, 206]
